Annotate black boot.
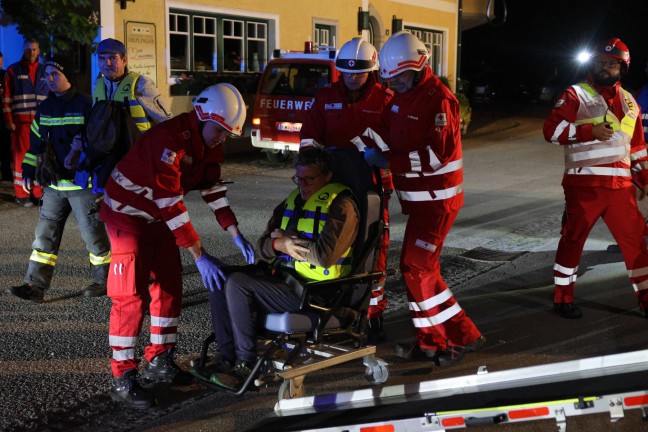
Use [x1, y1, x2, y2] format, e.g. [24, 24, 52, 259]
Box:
[141, 349, 188, 384]
[554, 303, 583, 319]
[7, 283, 45, 303]
[366, 317, 386, 344]
[110, 369, 154, 409]
[82, 282, 107, 297]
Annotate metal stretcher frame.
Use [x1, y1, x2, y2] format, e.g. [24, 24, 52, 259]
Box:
[248, 349, 648, 431]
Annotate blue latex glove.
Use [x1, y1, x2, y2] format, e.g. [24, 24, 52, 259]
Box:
[195, 253, 227, 292]
[364, 148, 389, 168]
[233, 233, 256, 264]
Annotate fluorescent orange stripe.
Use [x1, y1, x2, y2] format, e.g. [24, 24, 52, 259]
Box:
[625, 395, 648, 407]
[360, 425, 394, 432]
[441, 416, 465, 427]
[508, 407, 550, 419]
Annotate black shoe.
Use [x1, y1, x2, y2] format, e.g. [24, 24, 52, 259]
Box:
[15, 198, 34, 208]
[394, 342, 437, 360]
[366, 317, 386, 344]
[141, 349, 184, 384]
[7, 283, 45, 303]
[436, 335, 487, 367]
[210, 361, 256, 391]
[110, 369, 154, 409]
[83, 282, 107, 297]
[554, 303, 583, 319]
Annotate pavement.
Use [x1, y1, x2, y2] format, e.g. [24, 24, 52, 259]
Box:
[3, 102, 648, 432]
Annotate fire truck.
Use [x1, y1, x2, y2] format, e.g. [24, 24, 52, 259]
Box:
[251, 45, 341, 162]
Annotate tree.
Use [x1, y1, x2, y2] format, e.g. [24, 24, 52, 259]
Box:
[1, 0, 98, 57]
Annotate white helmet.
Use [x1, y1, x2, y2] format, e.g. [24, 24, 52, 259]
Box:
[336, 37, 378, 73]
[379, 31, 430, 79]
[193, 83, 246, 136]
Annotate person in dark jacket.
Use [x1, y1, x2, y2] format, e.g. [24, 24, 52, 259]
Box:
[6, 57, 111, 302]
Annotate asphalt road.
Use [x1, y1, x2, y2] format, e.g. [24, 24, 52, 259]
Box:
[2, 103, 648, 431]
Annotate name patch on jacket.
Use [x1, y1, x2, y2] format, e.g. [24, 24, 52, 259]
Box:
[325, 103, 343, 110]
[161, 148, 177, 165]
[434, 113, 447, 126]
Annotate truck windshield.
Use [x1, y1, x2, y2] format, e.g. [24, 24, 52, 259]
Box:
[259, 64, 331, 97]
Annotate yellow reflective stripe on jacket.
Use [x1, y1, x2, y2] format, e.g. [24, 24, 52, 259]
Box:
[23, 152, 38, 167]
[39, 116, 85, 126]
[280, 183, 353, 281]
[30, 250, 57, 267]
[566, 82, 638, 170]
[93, 72, 151, 131]
[48, 179, 85, 191]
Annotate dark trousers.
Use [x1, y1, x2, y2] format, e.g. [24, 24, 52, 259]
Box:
[208, 270, 302, 364]
[0, 127, 11, 180]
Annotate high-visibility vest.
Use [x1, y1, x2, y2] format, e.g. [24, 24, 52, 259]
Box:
[93, 72, 151, 131]
[279, 183, 354, 281]
[7, 61, 48, 118]
[565, 82, 638, 170]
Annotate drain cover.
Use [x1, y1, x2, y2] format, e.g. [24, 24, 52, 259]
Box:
[461, 247, 525, 262]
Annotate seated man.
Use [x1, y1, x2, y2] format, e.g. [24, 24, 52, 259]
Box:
[206, 148, 360, 388]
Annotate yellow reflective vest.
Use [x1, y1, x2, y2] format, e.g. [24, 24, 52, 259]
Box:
[93, 72, 151, 131]
[565, 82, 638, 170]
[279, 183, 354, 281]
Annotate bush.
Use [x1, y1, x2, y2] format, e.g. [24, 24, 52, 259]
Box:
[439, 76, 472, 135]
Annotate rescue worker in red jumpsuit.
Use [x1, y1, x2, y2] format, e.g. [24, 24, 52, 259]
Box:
[362, 31, 484, 366]
[543, 37, 648, 319]
[2, 38, 48, 207]
[300, 37, 393, 343]
[100, 83, 256, 409]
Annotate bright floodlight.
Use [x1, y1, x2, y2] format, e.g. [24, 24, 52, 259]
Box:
[577, 51, 591, 64]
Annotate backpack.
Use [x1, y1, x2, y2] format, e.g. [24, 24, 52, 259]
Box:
[82, 100, 142, 187]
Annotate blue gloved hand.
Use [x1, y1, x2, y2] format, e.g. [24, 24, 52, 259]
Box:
[195, 253, 227, 292]
[233, 233, 256, 264]
[364, 147, 389, 168]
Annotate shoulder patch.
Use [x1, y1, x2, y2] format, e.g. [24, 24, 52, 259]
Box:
[391, 105, 400, 113]
[554, 99, 565, 108]
[434, 113, 447, 126]
[161, 148, 177, 165]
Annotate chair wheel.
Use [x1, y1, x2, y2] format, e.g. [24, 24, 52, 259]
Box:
[365, 364, 389, 385]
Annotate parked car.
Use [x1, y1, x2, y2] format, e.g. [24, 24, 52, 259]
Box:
[537, 75, 572, 105]
[469, 70, 535, 105]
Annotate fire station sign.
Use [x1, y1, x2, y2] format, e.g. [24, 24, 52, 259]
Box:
[125, 22, 157, 86]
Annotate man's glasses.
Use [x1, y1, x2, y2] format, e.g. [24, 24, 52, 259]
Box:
[593, 60, 621, 69]
[291, 172, 323, 185]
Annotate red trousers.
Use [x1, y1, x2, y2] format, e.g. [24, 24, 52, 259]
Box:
[106, 222, 183, 377]
[401, 210, 482, 350]
[12, 122, 42, 199]
[554, 186, 648, 308]
[368, 190, 390, 318]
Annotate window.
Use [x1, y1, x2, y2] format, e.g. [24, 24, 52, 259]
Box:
[314, 23, 336, 50]
[259, 63, 332, 97]
[405, 27, 444, 76]
[169, 9, 269, 75]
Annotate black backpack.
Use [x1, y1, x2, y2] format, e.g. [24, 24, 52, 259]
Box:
[83, 100, 141, 187]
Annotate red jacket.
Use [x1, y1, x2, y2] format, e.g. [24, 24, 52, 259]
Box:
[100, 111, 237, 248]
[2, 59, 48, 125]
[368, 66, 463, 214]
[300, 74, 392, 151]
[543, 79, 648, 189]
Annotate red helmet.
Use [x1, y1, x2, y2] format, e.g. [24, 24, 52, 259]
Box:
[595, 37, 630, 71]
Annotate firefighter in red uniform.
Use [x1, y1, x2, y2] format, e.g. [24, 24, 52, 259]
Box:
[2, 38, 48, 207]
[300, 37, 393, 342]
[543, 37, 648, 319]
[100, 83, 256, 409]
[362, 31, 484, 366]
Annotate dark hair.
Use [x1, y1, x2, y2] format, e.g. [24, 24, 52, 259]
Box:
[0, 52, 3, 57]
[294, 148, 334, 174]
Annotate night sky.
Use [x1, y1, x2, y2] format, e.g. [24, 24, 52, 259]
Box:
[461, 0, 648, 92]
